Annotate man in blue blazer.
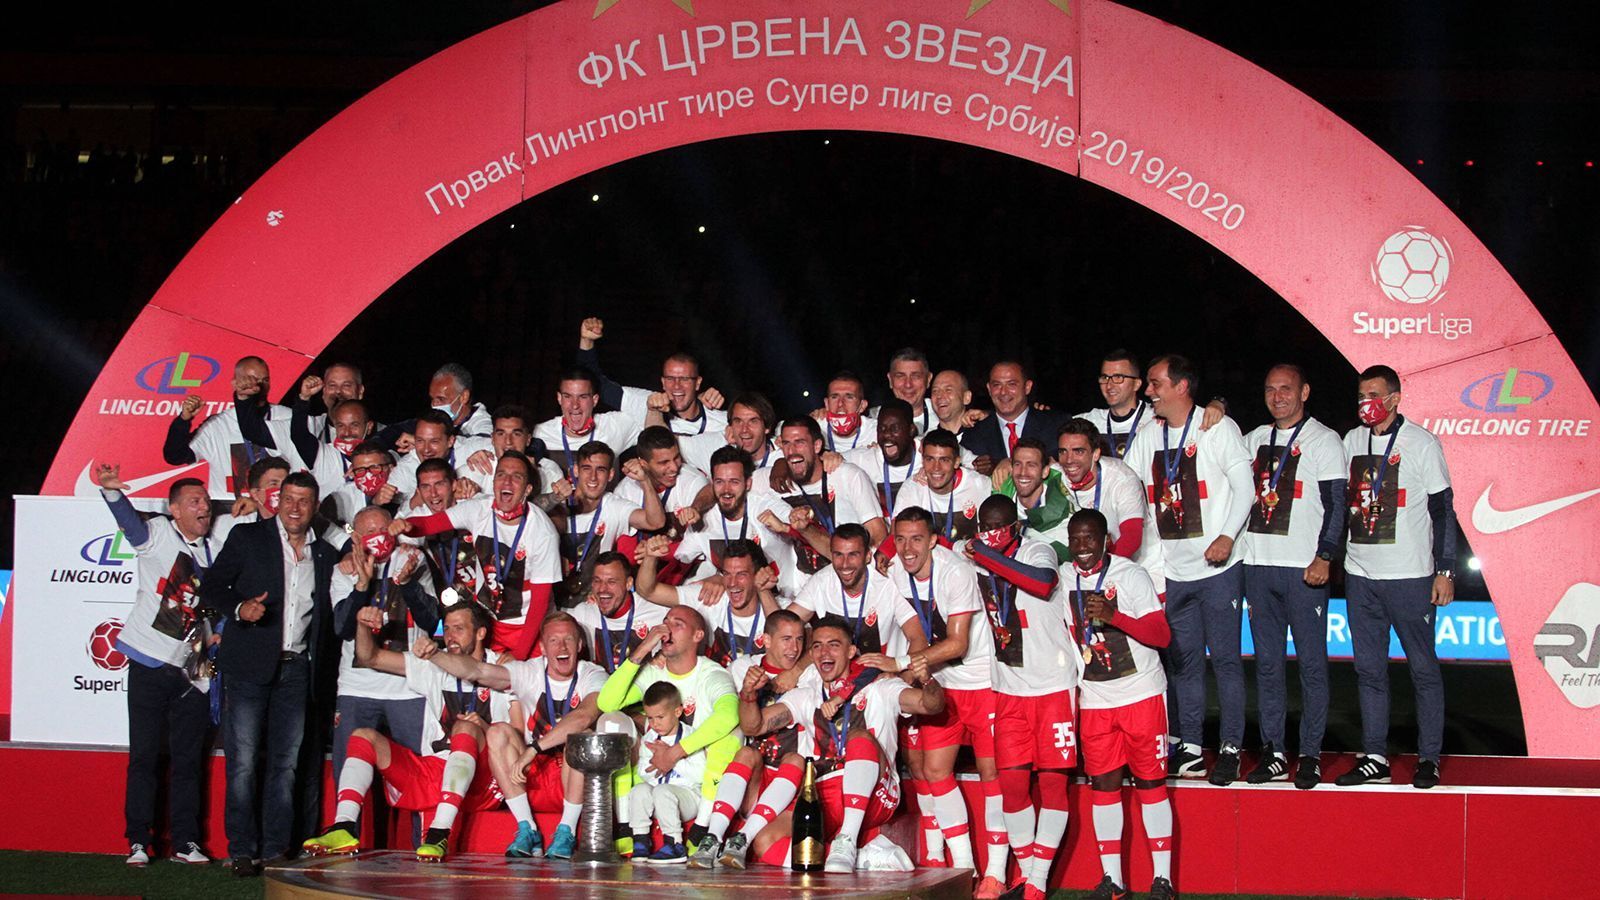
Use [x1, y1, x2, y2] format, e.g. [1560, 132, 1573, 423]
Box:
[200, 470, 339, 876]
[959, 361, 1068, 476]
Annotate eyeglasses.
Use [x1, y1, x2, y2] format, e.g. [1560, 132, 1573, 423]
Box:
[349, 464, 392, 476]
[1097, 374, 1139, 385]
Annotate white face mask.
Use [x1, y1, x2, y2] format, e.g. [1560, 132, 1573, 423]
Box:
[433, 396, 462, 419]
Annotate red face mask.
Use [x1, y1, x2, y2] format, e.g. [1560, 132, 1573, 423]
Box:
[259, 486, 281, 516]
[352, 467, 390, 496]
[976, 526, 1016, 553]
[1357, 397, 1390, 427]
[360, 531, 396, 563]
[827, 411, 862, 436]
[493, 502, 525, 522]
[332, 437, 360, 457]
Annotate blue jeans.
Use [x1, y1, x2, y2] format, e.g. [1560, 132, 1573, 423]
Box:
[1347, 573, 1444, 761]
[223, 656, 308, 860]
[1165, 563, 1246, 748]
[1245, 564, 1330, 757]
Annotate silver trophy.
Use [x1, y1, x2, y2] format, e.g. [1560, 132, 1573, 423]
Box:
[563, 713, 637, 864]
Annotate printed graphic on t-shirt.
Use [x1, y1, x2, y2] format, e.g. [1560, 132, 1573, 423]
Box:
[810, 665, 881, 778]
[434, 684, 496, 753]
[151, 553, 203, 640]
[1348, 454, 1403, 545]
[467, 534, 528, 620]
[781, 477, 837, 574]
[1068, 586, 1140, 682]
[1248, 445, 1302, 536]
[1150, 448, 1205, 540]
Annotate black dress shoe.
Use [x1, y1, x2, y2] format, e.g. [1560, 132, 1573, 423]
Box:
[231, 856, 262, 878]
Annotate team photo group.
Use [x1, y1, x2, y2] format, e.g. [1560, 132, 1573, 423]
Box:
[103, 316, 1458, 900]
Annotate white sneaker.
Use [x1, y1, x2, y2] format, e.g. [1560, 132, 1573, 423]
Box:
[824, 835, 858, 874]
[126, 843, 150, 866]
[173, 842, 211, 864]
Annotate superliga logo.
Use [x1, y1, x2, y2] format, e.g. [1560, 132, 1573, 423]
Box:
[1352, 226, 1472, 340]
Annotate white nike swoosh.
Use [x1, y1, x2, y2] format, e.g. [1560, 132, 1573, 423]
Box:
[74, 460, 206, 497]
[1472, 482, 1600, 534]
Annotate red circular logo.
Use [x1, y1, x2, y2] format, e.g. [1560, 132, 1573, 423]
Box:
[87, 619, 129, 671]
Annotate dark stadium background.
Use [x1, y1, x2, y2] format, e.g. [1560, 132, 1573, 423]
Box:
[2, 1, 1596, 756]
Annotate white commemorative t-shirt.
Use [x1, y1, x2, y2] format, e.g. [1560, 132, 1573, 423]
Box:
[671, 585, 767, 668]
[571, 595, 670, 672]
[438, 498, 562, 624]
[1343, 418, 1451, 580]
[675, 493, 800, 598]
[618, 385, 730, 439]
[1077, 401, 1153, 460]
[781, 671, 910, 786]
[535, 415, 645, 477]
[967, 537, 1076, 697]
[613, 465, 709, 536]
[116, 509, 220, 669]
[893, 468, 993, 544]
[840, 444, 921, 517]
[505, 656, 608, 743]
[790, 565, 908, 656]
[1063, 459, 1146, 552]
[771, 463, 884, 576]
[1066, 555, 1167, 709]
[1242, 417, 1347, 568]
[188, 403, 301, 499]
[1123, 410, 1251, 582]
[888, 545, 993, 691]
[332, 548, 435, 700]
[404, 653, 514, 757]
[388, 437, 495, 496]
[309, 443, 355, 497]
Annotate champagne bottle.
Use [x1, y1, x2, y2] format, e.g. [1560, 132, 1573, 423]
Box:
[790, 757, 825, 872]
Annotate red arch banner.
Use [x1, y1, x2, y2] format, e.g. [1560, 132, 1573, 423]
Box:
[35, 0, 1600, 756]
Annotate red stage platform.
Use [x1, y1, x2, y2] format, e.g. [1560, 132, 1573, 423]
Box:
[3, 743, 1595, 899]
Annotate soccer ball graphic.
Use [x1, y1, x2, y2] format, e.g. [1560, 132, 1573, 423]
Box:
[87, 619, 130, 671]
[1371, 227, 1453, 305]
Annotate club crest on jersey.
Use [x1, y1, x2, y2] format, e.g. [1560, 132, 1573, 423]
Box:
[854, 694, 869, 711]
[1184, 442, 1197, 458]
[634, 624, 650, 638]
[755, 633, 768, 649]
[595, 522, 607, 538]
[1105, 585, 1118, 600]
[864, 610, 878, 627]
[514, 547, 526, 560]
[1388, 453, 1402, 465]
[569, 692, 582, 709]
[1290, 443, 1302, 456]
[683, 700, 697, 718]
[962, 505, 977, 519]
[477, 687, 491, 703]
[827, 490, 836, 503]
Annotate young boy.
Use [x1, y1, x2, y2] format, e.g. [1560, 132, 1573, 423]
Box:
[628, 682, 709, 864]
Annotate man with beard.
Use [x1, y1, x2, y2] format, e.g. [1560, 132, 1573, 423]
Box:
[391, 451, 561, 659]
[571, 551, 671, 673]
[301, 602, 511, 862]
[164, 355, 301, 500]
[674, 446, 799, 599]
[1122, 354, 1253, 784]
[996, 438, 1075, 562]
[790, 524, 928, 657]
[576, 317, 728, 437]
[893, 429, 992, 545]
[293, 397, 377, 497]
[687, 609, 808, 868]
[405, 459, 476, 597]
[424, 613, 607, 860]
[827, 399, 920, 516]
[638, 537, 780, 668]
[96, 465, 221, 866]
[550, 441, 667, 607]
[962, 497, 1071, 900]
[681, 392, 781, 476]
[1065, 509, 1174, 900]
[731, 616, 945, 872]
[1056, 419, 1154, 569]
[767, 417, 886, 577]
[960, 361, 1065, 477]
[326, 507, 439, 783]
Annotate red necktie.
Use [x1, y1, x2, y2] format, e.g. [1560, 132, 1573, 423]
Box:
[1006, 421, 1019, 455]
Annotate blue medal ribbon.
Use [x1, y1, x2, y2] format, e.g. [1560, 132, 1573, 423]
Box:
[1267, 418, 1309, 494]
[1160, 407, 1196, 492]
[1107, 402, 1145, 459]
[598, 596, 636, 671]
[1074, 561, 1111, 644]
[727, 602, 763, 659]
[543, 664, 579, 733]
[907, 556, 936, 639]
[492, 512, 528, 598]
[793, 471, 835, 533]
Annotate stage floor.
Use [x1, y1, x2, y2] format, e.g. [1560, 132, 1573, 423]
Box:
[264, 850, 973, 900]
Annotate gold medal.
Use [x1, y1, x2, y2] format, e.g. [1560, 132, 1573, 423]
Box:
[1263, 489, 1279, 509]
[1082, 646, 1094, 665]
[994, 625, 1011, 648]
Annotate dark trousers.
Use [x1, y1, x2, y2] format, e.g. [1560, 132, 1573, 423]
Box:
[1245, 564, 1330, 756]
[125, 662, 210, 848]
[1166, 563, 1246, 748]
[1347, 573, 1444, 761]
[223, 655, 308, 860]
